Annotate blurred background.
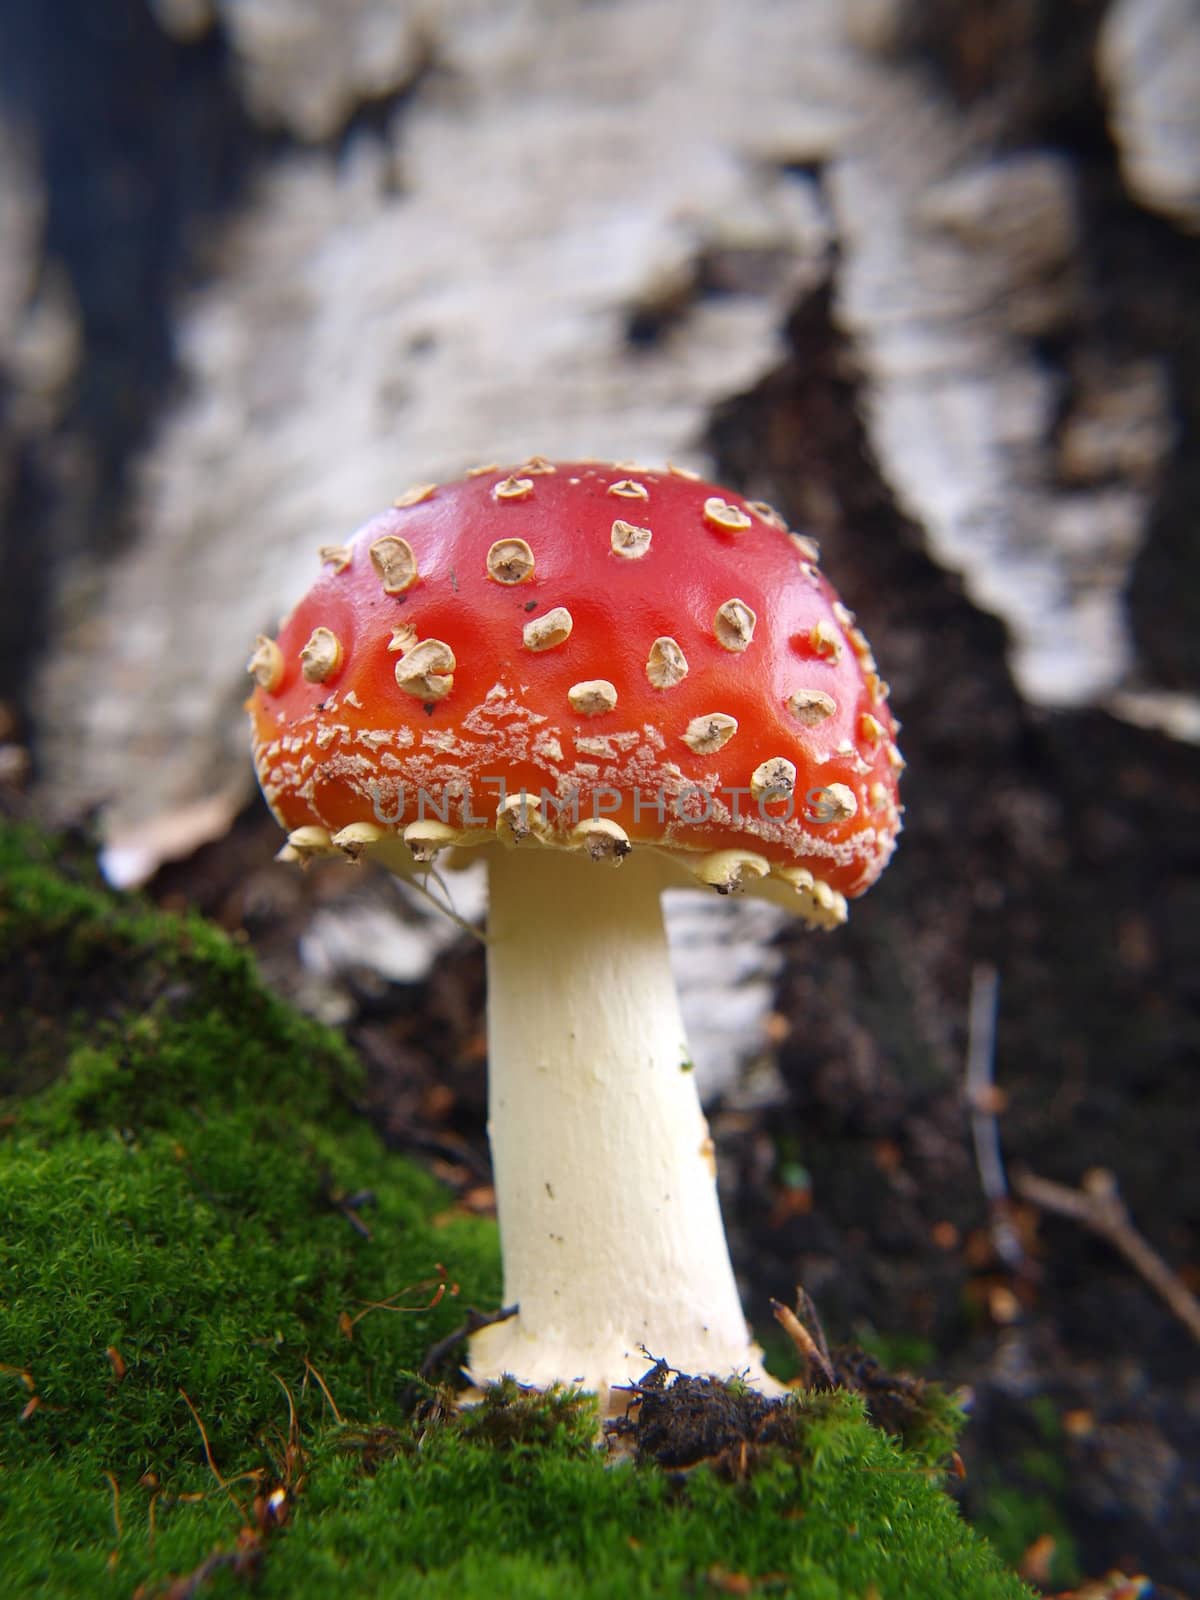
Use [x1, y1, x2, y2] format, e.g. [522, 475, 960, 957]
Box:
[1, 0, 1197, 1591]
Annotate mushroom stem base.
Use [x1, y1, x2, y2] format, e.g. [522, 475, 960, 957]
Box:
[468, 843, 779, 1400]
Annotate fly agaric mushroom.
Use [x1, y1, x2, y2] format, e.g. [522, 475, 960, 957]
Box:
[247, 459, 902, 1404]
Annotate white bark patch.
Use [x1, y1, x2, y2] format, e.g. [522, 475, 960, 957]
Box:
[1100, 0, 1200, 233]
[35, 0, 1188, 856]
[832, 48, 1174, 706]
[29, 4, 841, 838]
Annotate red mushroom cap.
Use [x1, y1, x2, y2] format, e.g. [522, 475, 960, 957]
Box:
[247, 459, 902, 924]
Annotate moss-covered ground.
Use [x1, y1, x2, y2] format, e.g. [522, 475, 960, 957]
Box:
[0, 823, 1034, 1599]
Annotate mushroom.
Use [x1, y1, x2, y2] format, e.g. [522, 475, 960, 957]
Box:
[246, 460, 902, 1406]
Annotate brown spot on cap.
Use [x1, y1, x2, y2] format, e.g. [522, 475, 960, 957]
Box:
[703, 497, 752, 534]
[300, 627, 342, 684]
[859, 713, 885, 745]
[713, 598, 757, 652]
[403, 819, 458, 860]
[370, 535, 419, 594]
[331, 822, 385, 858]
[494, 476, 534, 501]
[682, 712, 738, 754]
[787, 688, 836, 725]
[393, 483, 437, 508]
[248, 634, 284, 692]
[318, 543, 352, 573]
[750, 757, 797, 800]
[395, 639, 455, 700]
[667, 461, 701, 480]
[284, 825, 335, 860]
[572, 817, 632, 860]
[812, 783, 858, 823]
[789, 533, 821, 563]
[387, 623, 418, 655]
[747, 500, 787, 530]
[496, 791, 547, 844]
[517, 456, 557, 475]
[487, 537, 536, 584]
[809, 619, 842, 661]
[466, 462, 500, 477]
[610, 519, 652, 559]
[523, 607, 573, 652]
[607, 478, 649, 501]
[646, 636, 688, 689]
[693, 849, 770, 892]
[568, 679, 618, 716]
[849, 627, 877, 670]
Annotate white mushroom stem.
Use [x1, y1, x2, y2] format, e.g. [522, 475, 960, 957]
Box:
[468, 842, 781, 1404]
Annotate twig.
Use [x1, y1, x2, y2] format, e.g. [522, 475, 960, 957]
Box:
[178, 1389, 249, 1525]
[156, 1543, 262, 1600]
[344, 1266, 456, 1332]
[794, 1286, 833, 1374]
[770, 1295, 836, 1387]
[965, 963, 1025, 1272]
[397, 866, 489, 946]
[302, 1359, 344, 1425]
[418, 1303, 518, 1380]
[1014, 1167, 1200, 1344]
[269, 1371, 300, 1452]
[104, 1469, 122, 1541]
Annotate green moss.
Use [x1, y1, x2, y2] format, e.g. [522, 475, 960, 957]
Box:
[0, 822, 1035, 1599]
